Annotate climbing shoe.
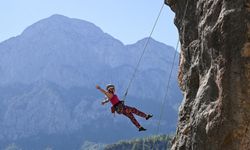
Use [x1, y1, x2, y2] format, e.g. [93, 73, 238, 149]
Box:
[139, 127, 147, 132]
[146, 114, 153, 120]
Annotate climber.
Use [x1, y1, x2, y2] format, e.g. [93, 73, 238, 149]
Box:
[96, 84, 153, 131]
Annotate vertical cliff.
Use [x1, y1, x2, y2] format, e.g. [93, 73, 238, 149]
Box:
[165, 0, 250, 149]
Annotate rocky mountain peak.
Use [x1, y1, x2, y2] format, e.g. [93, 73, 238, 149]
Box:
[20, 14, 104, 42]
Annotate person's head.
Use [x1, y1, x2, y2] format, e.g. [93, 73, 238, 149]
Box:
[106, 84, 115, 93]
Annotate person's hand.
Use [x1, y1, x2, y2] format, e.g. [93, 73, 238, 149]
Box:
[96, 85, 101, 90]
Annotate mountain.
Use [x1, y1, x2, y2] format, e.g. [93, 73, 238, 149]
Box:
[0, 14, 182, 149]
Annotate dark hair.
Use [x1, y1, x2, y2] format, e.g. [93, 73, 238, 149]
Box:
[106, 84, 115, 90]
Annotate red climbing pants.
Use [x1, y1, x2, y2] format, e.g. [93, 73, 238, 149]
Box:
[122, 105, 147, 128]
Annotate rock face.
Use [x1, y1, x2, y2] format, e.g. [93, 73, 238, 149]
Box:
[165, 0, 250, 149]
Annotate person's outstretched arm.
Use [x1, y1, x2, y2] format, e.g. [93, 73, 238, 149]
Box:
[101, 96, 109, 105]
[96, 85, 113, 99]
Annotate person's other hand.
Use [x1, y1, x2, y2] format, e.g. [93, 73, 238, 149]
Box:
[96, 85, 101, 89]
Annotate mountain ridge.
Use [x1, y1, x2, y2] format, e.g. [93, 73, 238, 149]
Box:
[0, 14, 182, 149]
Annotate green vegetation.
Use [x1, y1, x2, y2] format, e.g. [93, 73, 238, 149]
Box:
[104, 135, 173, 150]
[2, 135, 173, 150]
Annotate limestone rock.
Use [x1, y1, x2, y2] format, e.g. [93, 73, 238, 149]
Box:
[165, 0, 250, 149]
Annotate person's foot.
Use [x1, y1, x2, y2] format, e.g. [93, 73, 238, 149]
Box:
[146, 114, 153, 120]
[139, 126, 147, 132]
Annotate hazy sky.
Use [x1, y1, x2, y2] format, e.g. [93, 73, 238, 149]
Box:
[0, 0, 178, 47]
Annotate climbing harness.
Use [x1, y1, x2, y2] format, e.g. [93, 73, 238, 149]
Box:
[111, 101, 125, 114]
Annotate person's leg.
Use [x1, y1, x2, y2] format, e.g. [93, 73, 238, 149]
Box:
[122, 110, 141, 128]
[124, 105, 147, 118]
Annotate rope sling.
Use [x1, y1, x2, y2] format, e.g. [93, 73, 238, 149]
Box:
[118, 1, 190, 149]
[122, 2, 165, 102]
[151, 1, 189, 149]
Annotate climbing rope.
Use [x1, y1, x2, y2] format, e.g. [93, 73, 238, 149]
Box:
[122, 2, 165, 101]
[154, 0, 190, 140]
[120, 0, 189, 147]
[150, 0, 190, 149]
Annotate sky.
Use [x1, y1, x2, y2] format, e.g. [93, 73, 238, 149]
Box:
[0, 0, 179, 47]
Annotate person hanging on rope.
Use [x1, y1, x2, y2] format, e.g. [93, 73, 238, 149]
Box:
[96, 84, 153, 131]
